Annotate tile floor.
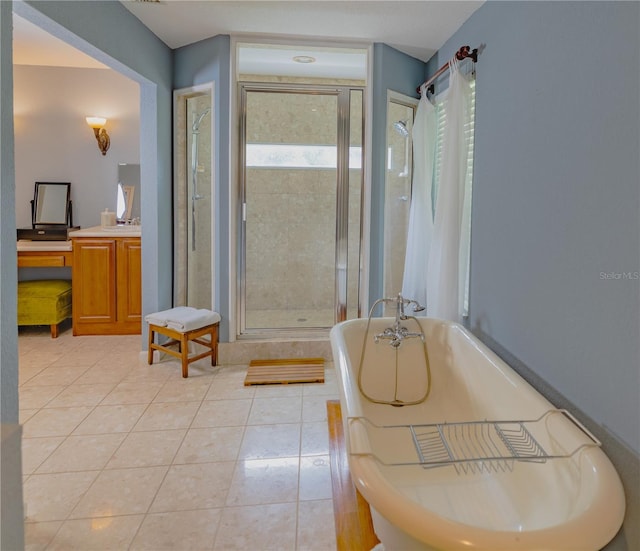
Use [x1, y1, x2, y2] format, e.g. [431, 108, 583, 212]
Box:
[18, 327, 339, 550]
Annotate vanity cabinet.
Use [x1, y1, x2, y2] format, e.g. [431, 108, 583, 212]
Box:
[71, 236, 141, 335]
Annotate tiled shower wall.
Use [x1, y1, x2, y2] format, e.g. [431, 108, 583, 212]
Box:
[244, 90, 362, 328]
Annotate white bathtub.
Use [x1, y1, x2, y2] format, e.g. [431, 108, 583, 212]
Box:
[330, 317, 626, 551]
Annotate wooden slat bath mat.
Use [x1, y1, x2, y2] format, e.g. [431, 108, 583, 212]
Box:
[244, 357, 325, 385]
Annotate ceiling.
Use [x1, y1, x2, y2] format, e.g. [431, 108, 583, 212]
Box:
[13, 1, 483, 72]
[13, 14, 108, 69]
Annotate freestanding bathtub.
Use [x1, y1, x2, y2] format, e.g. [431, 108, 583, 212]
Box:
[330, 317, 626, 551]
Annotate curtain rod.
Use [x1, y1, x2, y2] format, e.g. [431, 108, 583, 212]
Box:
[416, 45, 478, 95]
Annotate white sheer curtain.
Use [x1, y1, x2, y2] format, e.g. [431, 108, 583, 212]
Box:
[426, 57, 473, 321]
[401, 85, 437, 309]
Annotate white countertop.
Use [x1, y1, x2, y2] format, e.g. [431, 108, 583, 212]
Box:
[68, 225, 142, 238]
[17, 240, 73, 252]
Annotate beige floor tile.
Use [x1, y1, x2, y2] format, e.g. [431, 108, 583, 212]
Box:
[74, 364, 133, 385]
[300, 421, 330, 456]
[46, 356, 98, 369]
[296, 499, 337, 551]
[22, 437, 65, 475]
[302, 378, 339, 398]
[150, 462, 235, 512]
[48, 348, 105, 366]
[132, 401, 200, 431]
[191, 399, 252, 428]
[153, 378, 212, 403]
[19, 409, 39, 424]
[213, 502, 297, 550]
[225, 457, 299, 507]
[93, 354, 142, 371]
[19, 386, 66, 410]
[204, 377, 256, 400]
[69, 466, 168, 519]
[36, 433, 127, 473]
[239, 423, 301, 460]
[19, 366, 47, 387]
[48, 515, 144, 550]
[173, 426, 244, 464]
[106, 429, 186, 469]
[210, 364, 248, 379]
[122, 363, 175, 383]
[248, 396, 302, 425]
[22, 365, 91, 387]
[45, 383, 115, 408]
[254, 382, 304, 398]
[24, 520, 62, 551]
[130, 508, 222, 550]
[19, 352, 65, 370]
[179, 361, 219, 379]
[23, 471, 99, 522]
[302, 395, 330, 422]
[73, 404, 147, 435]
[101, 381, 164, 405]
[299, 455, 332, 501]
[22, 407, 94, 438]
[18, 333, 340, 550]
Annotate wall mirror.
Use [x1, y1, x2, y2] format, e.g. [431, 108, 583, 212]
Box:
[117, 163, 140, 222]
[32, 182, 72, 227]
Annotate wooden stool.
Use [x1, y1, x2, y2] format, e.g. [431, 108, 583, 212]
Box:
[147, 322, 219, 378]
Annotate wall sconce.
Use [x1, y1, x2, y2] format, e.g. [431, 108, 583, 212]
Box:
[86, 116, 110, 156]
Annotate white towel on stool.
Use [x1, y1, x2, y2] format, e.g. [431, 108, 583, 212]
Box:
[165, 308, 221, 332]
[144, 306, 195, 327]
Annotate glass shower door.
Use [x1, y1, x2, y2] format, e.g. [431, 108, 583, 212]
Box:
[383, 95, 417, 315]
[174, 89, 214, 310]
[240, 85, 363, 334]
[186, 96, 212, 309]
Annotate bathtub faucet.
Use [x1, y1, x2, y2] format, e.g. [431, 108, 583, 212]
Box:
[373, 293, 425, 348]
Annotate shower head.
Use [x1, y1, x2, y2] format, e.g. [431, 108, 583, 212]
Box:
[393, 120, 409, 138]
[192, 108, 211, 132]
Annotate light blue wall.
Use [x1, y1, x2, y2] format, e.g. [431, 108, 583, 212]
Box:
[0, 7, 24, 543]
[434, 0, 639, 455]
[173, 35, 232, 340]
[1, 0, 19, 427]
[370, 43, 424, 308]
[1, 2, 23, 547]
[430, 2, 639, 546]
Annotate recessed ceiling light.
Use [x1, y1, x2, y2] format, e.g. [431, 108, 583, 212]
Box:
[293, 55, 316, 64]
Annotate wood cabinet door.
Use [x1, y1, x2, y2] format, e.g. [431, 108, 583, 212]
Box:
[117, 238, 142, 323]
[72, 239, 117, 326]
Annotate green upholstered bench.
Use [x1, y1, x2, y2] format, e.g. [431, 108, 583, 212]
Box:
[18, 280, 72, 338]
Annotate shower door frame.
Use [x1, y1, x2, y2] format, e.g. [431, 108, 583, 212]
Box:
[238, 82, 365, 338]
[172, 83, 216, 309]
